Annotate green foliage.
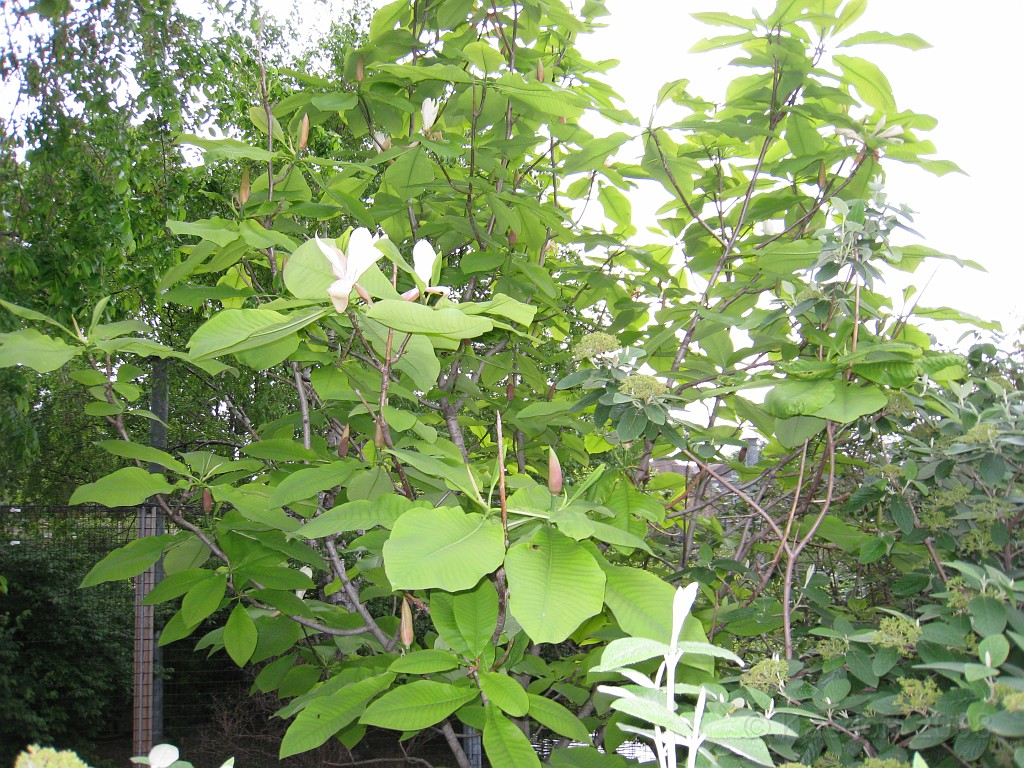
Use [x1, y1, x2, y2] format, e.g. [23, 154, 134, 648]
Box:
[0, 0, 1013, 766]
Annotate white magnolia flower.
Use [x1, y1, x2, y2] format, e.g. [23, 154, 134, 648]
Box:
[413, 239, 439, 286]
[372, 130, 391, 153]
[296, 566, 313, 600]
[421, 97, 440, 133]
[404, 239, 450, 301]
[315, 228, 380, 312]
[148, 745, 179, 768]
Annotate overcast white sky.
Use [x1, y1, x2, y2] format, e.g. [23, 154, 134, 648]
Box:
[574, 0, 1024, 343]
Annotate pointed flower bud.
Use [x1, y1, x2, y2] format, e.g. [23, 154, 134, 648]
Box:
[548, 447, 563, 495]
[238, 168, 250, 205]
[400, 596, 414, 647]
[298, 113, 310, 151]
[356, 55, 364, 83]
[202, 488, 213, 514]
[536, 59, 545, 82]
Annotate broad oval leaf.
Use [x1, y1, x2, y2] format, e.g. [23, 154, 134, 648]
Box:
[383, 508, 505, 591]
[478, 671, 528, 717]
[70, 466, 176, 507]
[505, 527, 604, 644]
[527, 694, 592, 744]
[280, 673, 396, 758]
[224, 604, 258, 666]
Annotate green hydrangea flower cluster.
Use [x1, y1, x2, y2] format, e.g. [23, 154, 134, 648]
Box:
[619, 373, 669, 400]
[740, 657, 788, 693]
[894, 676, 940, 715]
[572, 332, 619, 361]
[873, 615, 921, 657]
[815, 636, 849, 661]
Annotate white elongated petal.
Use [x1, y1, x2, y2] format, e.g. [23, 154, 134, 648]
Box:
[149, 745, 179, 768]
[413, 240, 438, 286]
[315, 235, 347, 280]
[344, 227, 379, 282]
[421, 97, 439, 132]
[327, 279, 353, 313]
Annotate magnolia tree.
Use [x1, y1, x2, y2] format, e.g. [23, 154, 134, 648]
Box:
[1, 0, 1015, 765]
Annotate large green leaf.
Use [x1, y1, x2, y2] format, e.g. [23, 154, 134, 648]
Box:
[295, 496, 419, 538]
[181, 572, 227, 626]
[810, 382, 887, 422]
[834, 54, 897, 113]
[280, 673, 396, 758]
[0, 329, 80, 372]
[367, 300, 493, 339]
[453, 578, 499, 657]
[95, 440, 187, 474]
[527, 694, 592, 743]
[187, 308, 327, 360]
[359, 680, 478, 730]
[505, 527, 604, 644]
[479, 671, 528, 717]
[763, 379, 835, 418]
[601, 565, 712, 676]
[224, 604, 258, 666]
[270, 461, 360, 508]
[80, 533, 181, 587]
[385, 146, 435, 200]
[70, 467, 176, 507]
[383, 508, 505, 591]
[482, 703, 542, 768]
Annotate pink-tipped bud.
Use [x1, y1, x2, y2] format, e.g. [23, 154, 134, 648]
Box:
[298, 113, 310, 152]
[536, 59, 545, 82]
[356, 56, 364, 83]
[238, 169, 250, 205]
[507, 229, 517, 247]
[338, 424, 350, 458]
[548, 448, 563, 495]
[400, 596, 414, 647]
[202, 488, 213, 514]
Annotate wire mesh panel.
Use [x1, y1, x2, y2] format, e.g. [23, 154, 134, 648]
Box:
[0, 505, 137, 765]
[0, 505, 250, 766]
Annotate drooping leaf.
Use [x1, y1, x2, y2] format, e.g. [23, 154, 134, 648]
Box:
[70, 467, 176, 507]
[482, 702, 542, 768]
[359, 680, 478, 731]
[279, 674, 396, 758]
[224, 604, 258, 666]
[80, 533, 181, 587]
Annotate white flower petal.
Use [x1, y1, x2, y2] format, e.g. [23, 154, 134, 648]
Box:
[344, 228, 379, 282]
[327, 279, 353, 313]
[421, 97, 439, 133]
[315, 235, 347, 280]
[413, 240, 438, 286]
[149, 744, 179, 768]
